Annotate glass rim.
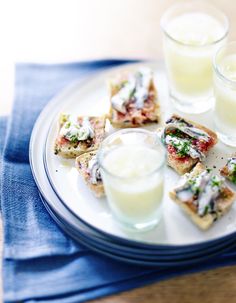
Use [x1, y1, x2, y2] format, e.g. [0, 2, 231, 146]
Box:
[160, 1, 229, 48]
[213, 41, 236, 87]
[97, 128, 166, 180]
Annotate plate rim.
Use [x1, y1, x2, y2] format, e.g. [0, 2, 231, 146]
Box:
[40, 192, 236, 266]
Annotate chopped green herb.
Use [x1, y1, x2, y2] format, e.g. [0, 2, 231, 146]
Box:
[129, 88, 136, 99]
[203, 205, 209, 216]
[68, 135, 78, 143]
[188, 178, 201, 195]
[65, 122, 71, 129]
[172, 140, 190, 157]
[210, 176, 222, 188]
[230, 173, 236, 184]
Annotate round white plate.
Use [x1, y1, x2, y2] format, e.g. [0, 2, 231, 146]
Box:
[30, 73, 236, 254]
[36, 61, 236, 246]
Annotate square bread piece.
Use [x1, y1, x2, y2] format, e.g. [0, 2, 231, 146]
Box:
[169, 163, 236, 230]
[54, 114, 106, 158]
[220, 156, 236, 184]
[108, 67, 160, 127]
[162, 114, 218, 175]
[75, 150, 105, 198]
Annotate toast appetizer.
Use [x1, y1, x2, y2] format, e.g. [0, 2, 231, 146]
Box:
[170, 163, 235, 230]
[220, 156, 236, 184]
[162, 115, 217, 175]
[75, 151, 104, 198]
[54, 114, 106, 158]
[108, 67, 160, 127]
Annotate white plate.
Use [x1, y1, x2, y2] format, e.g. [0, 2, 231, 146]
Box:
[40, 62, 236, 246]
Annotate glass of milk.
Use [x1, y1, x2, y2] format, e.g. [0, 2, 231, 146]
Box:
[213, 42, 236, 147]
[98, 129, 166, 231]
[161, 1, 228, 114]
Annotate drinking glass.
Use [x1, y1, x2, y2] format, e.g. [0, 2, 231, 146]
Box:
[213, 41, 236, 147]
[161, 1, 228, 114]
[98, 129, 166, 231]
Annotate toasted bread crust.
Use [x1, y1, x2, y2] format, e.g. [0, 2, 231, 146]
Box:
[54, 115, 106, 158]
[108, 73, 160, 128]
[165, 115, 218, 175]
[75, 151, 105, 198]
[169, 163, 236, 230]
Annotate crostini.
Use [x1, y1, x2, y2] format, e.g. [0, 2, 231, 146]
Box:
[75, 150, 104, 198]
[54, 114, 106, 158]
[162, 115, 217, 175]
[108, 67, 160, 127]
[169, 163, 235, 230]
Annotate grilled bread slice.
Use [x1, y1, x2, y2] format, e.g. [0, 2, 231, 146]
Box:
[54, 114, 106, 158]
[75, 151, 105, 198]
[162, 115, 218, 175]
[108, 68, 160, 128]
[169, 163, 236, 230]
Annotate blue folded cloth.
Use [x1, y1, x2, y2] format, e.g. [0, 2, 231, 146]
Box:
[1, 60, 236, 303]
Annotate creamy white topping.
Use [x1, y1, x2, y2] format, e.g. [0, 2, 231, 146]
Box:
[191, 171, 210, 194]
[88, 155, 102, 185]
[79, 117, 95, 139]
[134, 68, 152, 109]
[176, 188, 194, 202]
[111, 77, 136, 114]
[176, 170, 210, 202]
[197, 175, 224, 216]
[111, 68, 153, 113]
[60, 116, 94, 142]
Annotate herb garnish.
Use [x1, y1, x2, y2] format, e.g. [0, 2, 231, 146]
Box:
[172, 140, 191, 157]
[67, 134, 78, 144]
[210, 175, 223, 188]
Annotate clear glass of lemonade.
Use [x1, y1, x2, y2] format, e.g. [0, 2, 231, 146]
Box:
[161, 1, 228, 114]
[98, 129, 166, 231]
[213, 42, 236, 147]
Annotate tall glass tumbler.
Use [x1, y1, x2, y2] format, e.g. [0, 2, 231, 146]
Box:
[161, 1, 228, 114]
[213, 42, 236, 147]
[98, 129, 166, 232]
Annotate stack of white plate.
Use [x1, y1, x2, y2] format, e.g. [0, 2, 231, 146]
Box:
[30, 62, 236, 266]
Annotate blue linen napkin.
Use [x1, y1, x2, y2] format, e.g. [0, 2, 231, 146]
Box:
[1, 60, 236, 303]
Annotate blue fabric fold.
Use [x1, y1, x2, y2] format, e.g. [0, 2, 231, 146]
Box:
[1, 60, 236, 303]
